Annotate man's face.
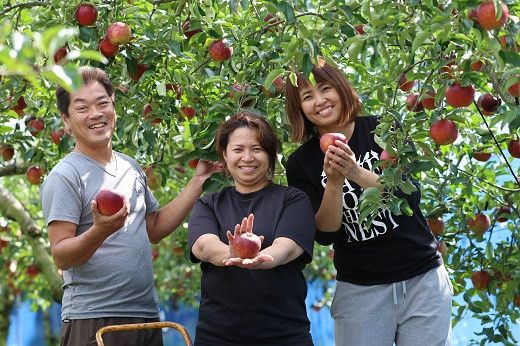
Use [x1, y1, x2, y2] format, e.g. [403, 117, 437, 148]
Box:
[62, 82, 116, 151]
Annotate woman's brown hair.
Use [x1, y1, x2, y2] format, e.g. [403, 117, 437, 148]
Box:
[216, 111, 278, 176]
[284, 56, 361, 142]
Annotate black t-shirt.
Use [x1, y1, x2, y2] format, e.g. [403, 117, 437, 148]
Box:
[188, 182, 315, 346]
[286, 115, 442, 285]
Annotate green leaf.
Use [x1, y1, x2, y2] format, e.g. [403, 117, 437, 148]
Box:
[411, 30, 430, 52]
[264, 68, 285, 89]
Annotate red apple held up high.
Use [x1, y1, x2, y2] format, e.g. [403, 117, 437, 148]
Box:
[232, 232, 261, 259]
[430, 119, 458, 146]
[471, 270, 490, 290]
[495, 206, 512, 222]
[319, 133, 348, 154]
[467, 212, 491, 235]
[209, 39, 233, 61]
[106, 22, 132, 45]
[95, 188, 126, 216]
[427, 217, 445, 237]
[445, 83, 475, 107]
[507, 139, 520, 158]
[26, 166, 44, 185]
[398, 74, 414, 91]
[75, 4, 98, 26]
[476, 1, 509, 31]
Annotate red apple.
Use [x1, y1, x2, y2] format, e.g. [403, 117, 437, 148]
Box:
[9, 96, 27, 117]
[54, 47, 69, 63]
[261, 76, 284, 97]
[144, 166, 162, 190]
[95, 188, 126, 216]
[230, 83, 253, 107]
[166, 83, 182, 100]
[427, 217, 445, 237]
[29, 119, 45, 136]
[508, 81, 519, 97]
[173, 247, 184, 255]
[26, 264, 40, 277]
[468, 8, 478, 22]
[264, 13, 282, 32]
[380, 149, 397, 169]
[468, 213, 491, 234]
[507, 139, 520, 158]
[151, 249, 159, 260]
[430, 119, 458, 145]
[1, 147, 14, 161]
[180, 106, 196, 120]
[51, 129, 65, 146]
[128, 63, 147, 82]
[0, 238, 8, 248]
[143, 104, 162, 125]
[231, 232, 261, 259]
[174, 166, 186, 174]
[445, 83, 475, 107]
[440, 55, 457, 79]
[421, 91, 436, 110]
[477, 93, 500, 115]
[75, 4, 98, 26]
[26, 166, 44, 185]
[319, 133, 348, 154]
[355, 24, 365, 35]
[472, 150, 492, 162]
[187, 158, 199, 169]
[405, 93, 424, 112]
[398, 74, 414, 91]
[98, 37, 120, 59]
[106, 22, 132, 45]
[209, 39, 233, 61]
[514, 295, 520, 308]
[495, 206, 512, 222]
[471, 270, 490, 290]
[476, 1, 509, 30]
[182, 20, 201, 39]
[438, 241, 447, 258]
[470, 60, 483, 71]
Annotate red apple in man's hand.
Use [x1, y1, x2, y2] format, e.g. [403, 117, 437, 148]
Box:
[468, 213, 491, 235]
[471, 270, 490, 291]
[320, 133, 347, 154]
[231, 232, 261, 259]
[95, 188, 126, 216]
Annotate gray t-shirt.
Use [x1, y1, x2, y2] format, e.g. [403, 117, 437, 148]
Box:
[40, 151, 160, 320]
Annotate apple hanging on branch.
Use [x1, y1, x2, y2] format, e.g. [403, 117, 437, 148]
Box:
[467, 212, 491, 235]
[471, 270, 491, 291]
[429, 119, 459, 146]
[75, 4, 98, 27]
[106, 22, 132, 45]
[208, 39, 233, 61]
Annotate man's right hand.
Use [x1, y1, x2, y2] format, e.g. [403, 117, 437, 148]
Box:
[91, 199, 129, 236]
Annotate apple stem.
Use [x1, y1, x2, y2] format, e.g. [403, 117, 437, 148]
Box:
[473, 100, 520, 188]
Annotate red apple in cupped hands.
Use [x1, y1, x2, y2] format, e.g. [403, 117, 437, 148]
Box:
[208, 39, 233, 61]
[107, 22, 132, 45]
[1, 147, 14, 161]
[95, 188, 126, 216]
[143, 104, 162, 125]
[128, 63, 147, 82]
[51, 129, 65, 145]
[476, 1, 509, 31]
[470, 60, 483, 71]
[261, 76, 284, 97]
[471, 270, 490, 290]
[405, 93, 424, 112]
[508, 139, 520, 158]
[75, 4, 98, 26]
[231, 232, 261, 259]
[438, 241, 447, 258]
[187, 158, 199, 169]
[467, 212, 491, 234]
[319, 133, 348, 154]
[99, 37, 120, 59]
[29, 119, 45, 136]
[445, 82, 475, 107]
[398, 74, 414, 91]
[9, 96, 27, 117]
[472, 150, 492, 162]
[230, 83, 253, 107]
[429, 119, 458, 145]
[182, 20, 201, 39]
[477, 93, 500, 115]
[495, 206, 512, 222]
[508, 81, 519, 97]
[264, 13, 282, 32]
[421, 91, 436, 110]
[427, 217, 445, 237]
[180, 106, 196, 120]
[26, 166, 44, 185]
[54, 47, 69, 63]
[379, 149, 397, 169]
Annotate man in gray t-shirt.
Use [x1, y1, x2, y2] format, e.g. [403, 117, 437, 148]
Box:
[40, 66, 222, 346]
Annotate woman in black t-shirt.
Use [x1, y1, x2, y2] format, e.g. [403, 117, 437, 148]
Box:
[188, 111, 315, 346]
[284, 56, 452, 346]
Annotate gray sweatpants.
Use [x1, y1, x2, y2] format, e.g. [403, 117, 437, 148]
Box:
[331, 265, 453, 346]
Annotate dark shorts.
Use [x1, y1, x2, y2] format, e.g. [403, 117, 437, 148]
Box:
[60, 317, 163, 346]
